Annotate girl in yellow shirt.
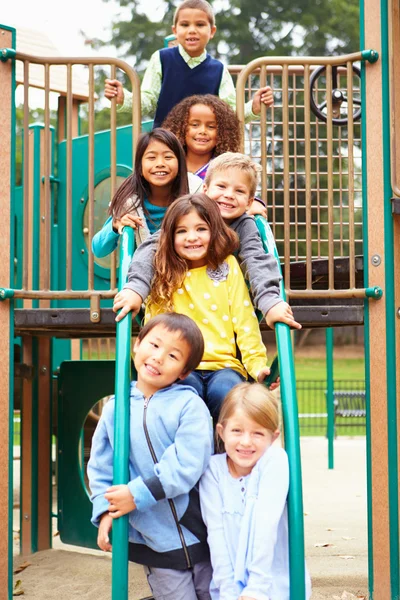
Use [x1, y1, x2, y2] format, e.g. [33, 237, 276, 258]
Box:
[146, 193, 272, 420]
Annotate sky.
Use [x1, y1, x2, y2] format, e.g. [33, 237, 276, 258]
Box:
[0, 0, 166, 58]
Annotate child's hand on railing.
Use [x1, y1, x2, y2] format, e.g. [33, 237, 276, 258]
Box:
[251, 85, 274, 114]
[257, 367, 279, 390]
[113, 289, 143, 322]
[247, 201, 267, 219]
[112, 214, 144, 234]
[105, 484, 136, 518]
[266, 301, 302, 330]
[104, 79, 125, 104]
[97, 513, 113, 552]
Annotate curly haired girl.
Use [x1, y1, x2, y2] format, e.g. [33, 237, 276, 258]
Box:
[162, 95, 267, 217]
[162, 94, 241, 179]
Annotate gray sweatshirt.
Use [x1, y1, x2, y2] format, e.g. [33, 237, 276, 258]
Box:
[123, 213, 283, 316]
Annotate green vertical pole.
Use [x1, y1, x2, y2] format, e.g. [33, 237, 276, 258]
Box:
[379, 1, 399, 597]
[275, 322, 306, 600]
[359, 2, 374, 592]
[326, 328, 334, 469]
[112, 227, 134, 600]
[254, 216, 306, 600]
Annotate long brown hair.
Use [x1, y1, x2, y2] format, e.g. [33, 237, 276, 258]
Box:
[149, 193, 239, 311]
[108, 128, 189, 219]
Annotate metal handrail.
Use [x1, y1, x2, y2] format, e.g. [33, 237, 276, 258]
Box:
[254, 215, 306, 600]
[111, 226, 134, 600]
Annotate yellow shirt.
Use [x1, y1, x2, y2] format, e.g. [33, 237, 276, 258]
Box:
[146, 255, 267, 380]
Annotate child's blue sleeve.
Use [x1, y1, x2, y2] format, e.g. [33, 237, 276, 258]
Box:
[92, 216, 120, 258]
[87, 400, 115, 525]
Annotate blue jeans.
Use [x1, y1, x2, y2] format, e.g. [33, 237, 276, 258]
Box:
[182, 369, 246, 421]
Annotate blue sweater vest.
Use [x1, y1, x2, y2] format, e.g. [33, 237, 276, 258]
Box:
[153, 46, 224, 128]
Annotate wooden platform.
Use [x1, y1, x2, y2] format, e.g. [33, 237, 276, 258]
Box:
[12, 256, 366, 337]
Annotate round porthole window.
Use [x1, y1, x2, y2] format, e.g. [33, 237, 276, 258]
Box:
[83, 175, 126, 270]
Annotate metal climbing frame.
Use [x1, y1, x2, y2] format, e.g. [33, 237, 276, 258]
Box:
[234, 51, 379, 301]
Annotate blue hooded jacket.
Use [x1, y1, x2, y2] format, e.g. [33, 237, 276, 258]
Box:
[88, 381, 213, 569]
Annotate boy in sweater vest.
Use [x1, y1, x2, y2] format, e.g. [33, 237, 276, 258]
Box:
[104, 0, 273, 127]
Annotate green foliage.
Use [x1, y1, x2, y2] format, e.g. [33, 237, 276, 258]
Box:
[97, 0, 359, 70]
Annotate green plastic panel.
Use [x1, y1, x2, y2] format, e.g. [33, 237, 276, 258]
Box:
[58, 360, 116, 548]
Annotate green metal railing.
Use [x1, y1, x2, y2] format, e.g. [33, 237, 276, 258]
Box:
[111, 227, 134, 600]
[111, 219, 307, 599]
[255, 215, 306, 600]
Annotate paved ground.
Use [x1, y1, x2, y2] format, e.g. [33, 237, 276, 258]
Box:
[13, 437, 368, 599]
[302, 437, 368, 598]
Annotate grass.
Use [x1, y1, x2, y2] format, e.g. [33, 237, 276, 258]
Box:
[295, 356, 365, 380]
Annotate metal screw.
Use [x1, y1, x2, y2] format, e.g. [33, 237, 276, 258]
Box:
[91, 311, 99, 320]
[397, 308, 400, 319]
[23, 514, 30, 521]
[41, 215, 45, 222]
[0, 289, 5, 298]
[40, 365, 47, 374]
[371, 254, 381, 266]
[81, 249, 85, 254]
[2, 48, 7, 56]
[80, 197, 85, 203]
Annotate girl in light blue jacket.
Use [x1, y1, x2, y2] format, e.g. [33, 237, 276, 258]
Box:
[200, 382, 311, 600]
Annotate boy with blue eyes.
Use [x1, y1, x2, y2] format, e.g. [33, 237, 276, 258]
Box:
[104, 0, 273, 128]
[88, 313, 214, 600]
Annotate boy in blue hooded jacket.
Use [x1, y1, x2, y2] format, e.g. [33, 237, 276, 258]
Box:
[88, 312, 214, 600]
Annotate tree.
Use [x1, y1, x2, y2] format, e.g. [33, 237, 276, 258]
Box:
[94, 0, 359, 71]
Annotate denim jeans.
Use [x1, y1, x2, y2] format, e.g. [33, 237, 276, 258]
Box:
[182, 369, 246, 421]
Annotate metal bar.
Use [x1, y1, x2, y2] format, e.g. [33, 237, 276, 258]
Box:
[43, 63, 51, 292]
[3, 289, 116, 299]
[110, 64, 117, 290]
[304, 66, 312, 289]
[282, 65, 291, 289]
[88, 64, 95, 290]
[66, 64, 73, 290]
[347, 62, 356, 289]
[270, 71, 276, 231]
[253, 217, 306, 600]
[326, 65, 334, 289]
[23, 60, 30, 291]
[292, 72, 298, 260]
[260, 65, 267, 205]
[326, 327, 334, 469]
[287, 288, 377, 299]
[112, 227, 134, 600]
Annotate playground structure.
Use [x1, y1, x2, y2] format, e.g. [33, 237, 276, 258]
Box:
[0, 0, 400, 597]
